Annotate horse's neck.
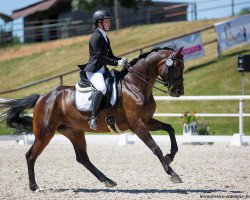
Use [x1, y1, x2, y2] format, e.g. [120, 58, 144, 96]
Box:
[122, 57, 159, 98]
[133, 56, 159, 81]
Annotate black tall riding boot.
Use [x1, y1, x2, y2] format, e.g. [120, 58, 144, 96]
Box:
[88, 91, 104, 130]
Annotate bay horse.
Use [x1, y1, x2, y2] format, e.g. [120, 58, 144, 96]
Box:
[0, 47, 185, 191]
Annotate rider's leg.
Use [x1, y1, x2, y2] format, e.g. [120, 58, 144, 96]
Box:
[86, 69, 107, 130]
[88, 90, 104, 130]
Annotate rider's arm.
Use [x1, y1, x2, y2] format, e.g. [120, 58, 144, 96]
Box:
[91, 36, 119, 66]
[107, 38, 121, 60]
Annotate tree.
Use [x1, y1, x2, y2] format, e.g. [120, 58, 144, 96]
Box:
[238, 7, 250, 16]
[71, 0, 151, 29]
[72, 0, 151, 11]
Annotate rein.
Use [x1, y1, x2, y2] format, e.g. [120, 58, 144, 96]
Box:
[127, 55, 184, 94]
[127, 69, 168, 94]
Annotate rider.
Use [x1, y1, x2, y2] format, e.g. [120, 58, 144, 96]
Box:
[83, 10, 128, 130]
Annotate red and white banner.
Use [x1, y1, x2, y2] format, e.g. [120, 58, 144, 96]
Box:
[155, 32, 205, 61]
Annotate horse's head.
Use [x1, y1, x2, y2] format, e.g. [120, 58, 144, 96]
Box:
[157, 47, 184, 97]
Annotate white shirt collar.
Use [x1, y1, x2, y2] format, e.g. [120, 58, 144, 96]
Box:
[98, 28, 108, 42]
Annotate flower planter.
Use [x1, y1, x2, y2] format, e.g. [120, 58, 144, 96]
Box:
[183, 121, 198, 136]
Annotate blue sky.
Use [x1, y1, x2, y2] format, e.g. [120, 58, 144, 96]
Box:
[0, 0, 249, 28]
[0, 0, 249, 21]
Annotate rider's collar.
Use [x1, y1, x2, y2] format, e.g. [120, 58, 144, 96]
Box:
[98, 28, 108, 42]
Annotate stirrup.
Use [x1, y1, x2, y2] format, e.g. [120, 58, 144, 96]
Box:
[88, 116, 98, 130]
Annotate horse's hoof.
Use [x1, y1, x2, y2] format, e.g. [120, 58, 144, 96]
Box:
[35, 187, 45, 192]
[30, 184, 40, 192]
[164, 154, 172, 165]
[170, 175, 183, 183]
[105, 180, 117, 188]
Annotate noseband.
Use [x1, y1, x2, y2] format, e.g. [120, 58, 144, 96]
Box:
[126, 52, 184, 94]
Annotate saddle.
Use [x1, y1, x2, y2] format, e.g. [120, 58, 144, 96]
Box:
[75, 68, 119, 112]
[75, 68, 121, 132]
[75, 65, 128, 133]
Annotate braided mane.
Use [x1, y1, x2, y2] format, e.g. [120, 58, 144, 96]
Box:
[117, 46, 175, 81]
[129, 46, 175, 67]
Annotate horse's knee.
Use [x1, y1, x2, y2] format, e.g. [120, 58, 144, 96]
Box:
[25, 149, 33, 163]
[162, 123, 175, 134]
[25, 150, 30, 159]
[168, 126, 175, 134]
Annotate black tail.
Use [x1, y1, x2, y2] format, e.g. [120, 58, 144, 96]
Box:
[0, 94, 40, 134]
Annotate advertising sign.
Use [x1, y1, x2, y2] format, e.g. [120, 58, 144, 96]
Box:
[155, 32, 205, 61]
[215, 14, 250, 53]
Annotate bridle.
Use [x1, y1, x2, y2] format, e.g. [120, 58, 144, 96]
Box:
[126, 52, 184, 95]
[163, 53, 184, 91]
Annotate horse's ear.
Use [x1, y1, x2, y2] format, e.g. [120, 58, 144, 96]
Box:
[176, 46, 184, 56]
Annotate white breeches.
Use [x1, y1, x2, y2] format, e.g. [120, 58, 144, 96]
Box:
[86, 67, 107, 95]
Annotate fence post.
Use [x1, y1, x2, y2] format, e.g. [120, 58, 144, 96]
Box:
[60, 75, 63, 86]
[194, 2, 197, 21]
[216, 38, 221, 58]
[239, 99, 244, 135]
[239, 70, 245, 136]
[231, 94, 245, 146]
[231, 0, 235, 16]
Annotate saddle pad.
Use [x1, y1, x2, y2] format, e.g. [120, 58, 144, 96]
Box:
[75, 80, 117, 112]
[75, 90, 92, 112]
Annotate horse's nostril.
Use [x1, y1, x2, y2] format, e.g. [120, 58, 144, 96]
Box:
[176, 89, 183, 96]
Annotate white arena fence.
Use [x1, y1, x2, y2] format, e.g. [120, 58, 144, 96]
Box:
[154, 95, 250, 135]
[0, 95, 250, 146]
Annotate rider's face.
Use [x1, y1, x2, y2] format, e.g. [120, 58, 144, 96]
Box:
[101, 18, 111, 31]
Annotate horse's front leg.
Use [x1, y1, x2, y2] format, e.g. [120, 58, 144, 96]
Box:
[130, 119, 182, 183]
[147, 118, 178, 164]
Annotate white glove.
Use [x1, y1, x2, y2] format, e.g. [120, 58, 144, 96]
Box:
[118, 58, 128, 67]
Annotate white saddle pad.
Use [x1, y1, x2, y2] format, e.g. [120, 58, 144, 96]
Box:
[75, 80, 117, 112]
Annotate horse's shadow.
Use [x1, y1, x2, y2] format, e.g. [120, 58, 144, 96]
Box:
[51, 188, 244, 195]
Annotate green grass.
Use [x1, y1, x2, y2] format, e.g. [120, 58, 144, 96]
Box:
[0, 18, 250, 135]
[0, 19, 220, 94]
[0, 124, 12, 135]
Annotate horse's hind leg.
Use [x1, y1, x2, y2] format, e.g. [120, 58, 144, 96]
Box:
[59, 128, 117, 187]
[26, 132, 54, 191]
[147, 118, 178, 164]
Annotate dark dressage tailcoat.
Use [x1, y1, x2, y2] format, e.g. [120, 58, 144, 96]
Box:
[83, 29, 120, 73]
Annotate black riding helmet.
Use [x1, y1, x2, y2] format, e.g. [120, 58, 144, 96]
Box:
[92, 10, 112, 29]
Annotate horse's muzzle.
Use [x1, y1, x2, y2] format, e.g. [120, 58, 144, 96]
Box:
[169, 89, 184, 97]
